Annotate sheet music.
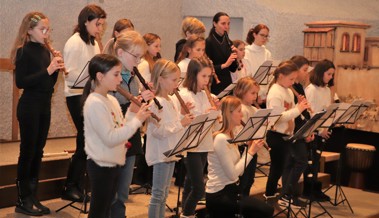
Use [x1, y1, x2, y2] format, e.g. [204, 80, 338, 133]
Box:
[285, 111, 327, 141]
[195, 110, 219, 146]
[216, 83, 236, 99]
[266, 107, 284, 129]
[320, 103, 343, 127]
[339, 100, 372, 124]
[163, 113, 209, 158]
[71, 61, 90, 88]
[253, 60, 272, 84]
[229, 109, 273, 143]
[252, 60, 279, 85]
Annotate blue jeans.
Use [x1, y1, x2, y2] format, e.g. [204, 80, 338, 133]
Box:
[110, 155, 136, 218]
[148, 162, 175, 218]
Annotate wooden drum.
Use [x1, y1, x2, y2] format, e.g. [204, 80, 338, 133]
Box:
[346, 143, 376, 189]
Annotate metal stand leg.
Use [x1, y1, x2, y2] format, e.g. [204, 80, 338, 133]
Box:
[323, 156, 354, 214]
[56, 172, 89, 214]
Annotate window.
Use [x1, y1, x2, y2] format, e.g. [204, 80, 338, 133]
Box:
[352, 33, 361, 52]
[341, 33, 350, 52]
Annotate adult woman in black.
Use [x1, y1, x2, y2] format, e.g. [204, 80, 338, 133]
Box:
[205, 12, 238, 95]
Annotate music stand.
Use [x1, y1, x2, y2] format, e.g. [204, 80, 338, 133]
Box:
[278, 111, 335, 218]
[57, 61, 91, 215]
[252, 60, 280, 85]
[165, 113, 216, 218]
[322, 100, 371, 214]
[56, 171, 90, 214]
[228, 108, 282, 144]
[70, 61, 90, 89]
[216, 83, 236, 99]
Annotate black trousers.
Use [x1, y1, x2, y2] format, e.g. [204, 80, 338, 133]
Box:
[281, 139, 308, 197]
[17, 92, 52, 188]
[65, 95, 87, 186]
[182, 152, 207, 215]
[265, 131, 290, 196]
[87, 159, 121, 218]
[206, 183, 273, 218]
[239, 146, 258, 197]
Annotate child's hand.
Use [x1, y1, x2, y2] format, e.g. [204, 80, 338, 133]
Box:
[135, 103, 152, 122]
[247, 139, 265, 156]
[47, 56, 64, 75]
[297, 99, 310, 113]
[181, 113, 194, 127]
[319, 129, 331, 140]
[140, 90, 155, 102]
[181, 102, 194, 115]
[305, 133, 315, 142]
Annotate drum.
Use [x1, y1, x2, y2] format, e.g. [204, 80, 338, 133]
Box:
[346, 143, 376, 189]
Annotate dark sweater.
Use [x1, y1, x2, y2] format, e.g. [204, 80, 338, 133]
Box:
[205, 28, 238, 95]
[292, 82, 311, 132]
[174, 38, 187, 62]
[15, 41, 58, 94]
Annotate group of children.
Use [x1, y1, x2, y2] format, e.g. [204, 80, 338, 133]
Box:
[11, 4, 337, 218]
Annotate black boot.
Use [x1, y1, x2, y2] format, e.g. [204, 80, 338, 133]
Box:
[15, 180, 43, 216]
[62, 157, 86, 202]
[30, 178, 50, 214]
[62, 183, 86, 202]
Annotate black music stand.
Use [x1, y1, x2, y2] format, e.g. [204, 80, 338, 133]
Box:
[322, 100, 371, 214]
[280, 110, 334, 218]
[216, 83, 236, 99]
[70, 61, 90, 89]
[165, 112, 218, 218]
[56, 171, 90, 214]
[56, 61, 91, 215]
[252, 60, 280, 85]
[227, 109, 279, 218]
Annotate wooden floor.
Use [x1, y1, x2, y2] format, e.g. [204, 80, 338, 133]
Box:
[1, 137, 379, 218]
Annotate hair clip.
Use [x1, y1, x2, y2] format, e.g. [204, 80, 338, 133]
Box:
[31, 14, 42, 23]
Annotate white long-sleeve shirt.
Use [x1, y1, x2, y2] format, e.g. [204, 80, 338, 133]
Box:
[83, 93, 143, 167]
[245, 43, 272, 78]
[137, 58, 150, 91]
[145, 95, 185, 166]
[177, 58, 191, 80]
[179, 87, 215, 152]
[63, 32, 100, 97]
[245, 43, 272, 100]
[305, 84, 331, 114]
[266, 83, 301, 135]
[206, 133, 253, 193]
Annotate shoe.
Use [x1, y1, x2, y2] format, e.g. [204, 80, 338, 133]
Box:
[263, 193, 279, 201]
[29, 179, 50, 214]
[62, 185, 88, 202]
[15, 180, 44, 216]
[198, 197, 206, 205]
[278, 195, 307, 209]
[180, 213, 197, 218]
[303, 191, 330, 202]
[314, 191, 330, 202]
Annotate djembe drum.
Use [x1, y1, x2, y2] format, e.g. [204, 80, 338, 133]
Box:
[346, 143, 376, 189]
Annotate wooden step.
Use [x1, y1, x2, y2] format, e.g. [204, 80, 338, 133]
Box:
[0, 158, 70, 208]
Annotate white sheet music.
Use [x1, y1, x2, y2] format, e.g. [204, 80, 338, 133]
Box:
[230, 109, 274, 143]
[163, 113, 210, 158]
[252, 60, 279, 85]
[216, 83, 236, 99]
